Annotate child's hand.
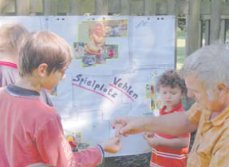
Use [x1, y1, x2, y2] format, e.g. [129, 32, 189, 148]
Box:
[144, 132, 154, 139]
[144, 133, 161, 148]
[102, 136, 121, 153]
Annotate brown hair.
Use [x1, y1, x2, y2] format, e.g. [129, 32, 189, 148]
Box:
[0, 23, 28, 54]
[156, 69, 187, 95]
[18, 31, 72, 77]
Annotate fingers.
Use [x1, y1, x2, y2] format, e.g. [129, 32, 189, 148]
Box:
[143, 133, 151, 140]
[112, 118, 129, 137]
[113, 123, 123, 137]
[112, 117, 140, 137]
[103, 136, 122, 153]
[143, 133, 148, 139]
[119, 125, 129, 136]
[112, 136, 121, 144]
[114, 137, 121, 147]
[144, 132, 154, 138]
[112, 118, 126, 129]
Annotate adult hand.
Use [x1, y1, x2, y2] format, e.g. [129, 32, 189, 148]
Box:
[112, 117, 148, 136]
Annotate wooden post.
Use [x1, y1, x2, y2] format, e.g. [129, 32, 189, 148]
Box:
[79, 0, 96, 15]
[30, 0, 43, 15]
[186, 0, 201, 56]
[121, 0, 130, 15]
[95, 0, 108, 15]
[144, 0, 156, 15]
[0, 0, 16, 15]
[68, 0, 81, 15]
[43, 0, 58, 15]
[16, 0, 30, 15]
[210, 0, 221, 43]
[57, 0, 69, 15]
[109, 0, 121, 15]
[203, 20, 210, 45]
[167, 0, 176, 15]
[220, 20, 226, 42]
[130, 0, 144, 15]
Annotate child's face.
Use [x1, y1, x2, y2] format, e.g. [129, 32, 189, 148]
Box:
[158, 85, 183, 110]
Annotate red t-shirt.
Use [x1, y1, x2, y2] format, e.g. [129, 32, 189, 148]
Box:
[150, 103, 190, 167]
[0, 86, 103, 167]
[0, 61, 18, 87]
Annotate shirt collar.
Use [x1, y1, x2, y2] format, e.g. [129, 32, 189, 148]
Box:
[6, 85, 40, 97]
[211, 107, 229, 126]
[0, 61, 17, 68]
[160, 103, 183, 114]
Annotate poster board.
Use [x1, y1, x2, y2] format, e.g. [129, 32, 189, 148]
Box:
[48, 16, 176, 156]
[0, 16, 176, 157]
[0, 16, 47, 31]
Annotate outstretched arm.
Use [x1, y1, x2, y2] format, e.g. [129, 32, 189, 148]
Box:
[113, 111, 197, 137]
[37, 115, 121, 167]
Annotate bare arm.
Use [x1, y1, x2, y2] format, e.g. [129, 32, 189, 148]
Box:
[144, 133, 190, 149]
[114, 112, 197, 136]
[158, 137, 189, 149]
[146, 112, 197, 135]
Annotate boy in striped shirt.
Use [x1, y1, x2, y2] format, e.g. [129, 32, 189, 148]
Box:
[144, 70, 190, 167]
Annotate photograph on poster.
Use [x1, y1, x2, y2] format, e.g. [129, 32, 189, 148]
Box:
[73, 20, 127, 67]
[0, 16, 176, 157]
[73, 42, 118, 66]
[53, 16, 175, 156]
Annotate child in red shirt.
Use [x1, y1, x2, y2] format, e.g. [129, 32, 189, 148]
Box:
[0, 23, 52, 106]
[144, 70, 190, 167]
[0, 23, 28, 87]
[0, 31, 121, 167]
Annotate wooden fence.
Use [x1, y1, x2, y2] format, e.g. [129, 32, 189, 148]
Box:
[0, 0, 229, 56]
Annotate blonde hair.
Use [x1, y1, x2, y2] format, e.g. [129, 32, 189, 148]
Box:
[0, 23, 28, 54]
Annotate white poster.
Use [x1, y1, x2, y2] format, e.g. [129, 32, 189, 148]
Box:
[0, 16, 47, 31]
[131, 16, 175, 69]
[0, 16, 176, 157]
[49, 16, 176, 156]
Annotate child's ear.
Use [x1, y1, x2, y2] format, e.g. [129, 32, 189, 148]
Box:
[37, 63, 48, 77]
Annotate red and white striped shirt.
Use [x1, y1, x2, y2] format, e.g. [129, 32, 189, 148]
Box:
[150, 103, 190, 167]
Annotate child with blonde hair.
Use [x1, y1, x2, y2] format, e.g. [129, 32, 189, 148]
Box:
[0, 23, 28, 87]
[0, 31, 120, 167]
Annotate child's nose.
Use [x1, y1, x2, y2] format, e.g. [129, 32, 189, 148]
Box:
[166, 94, 172, 99]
